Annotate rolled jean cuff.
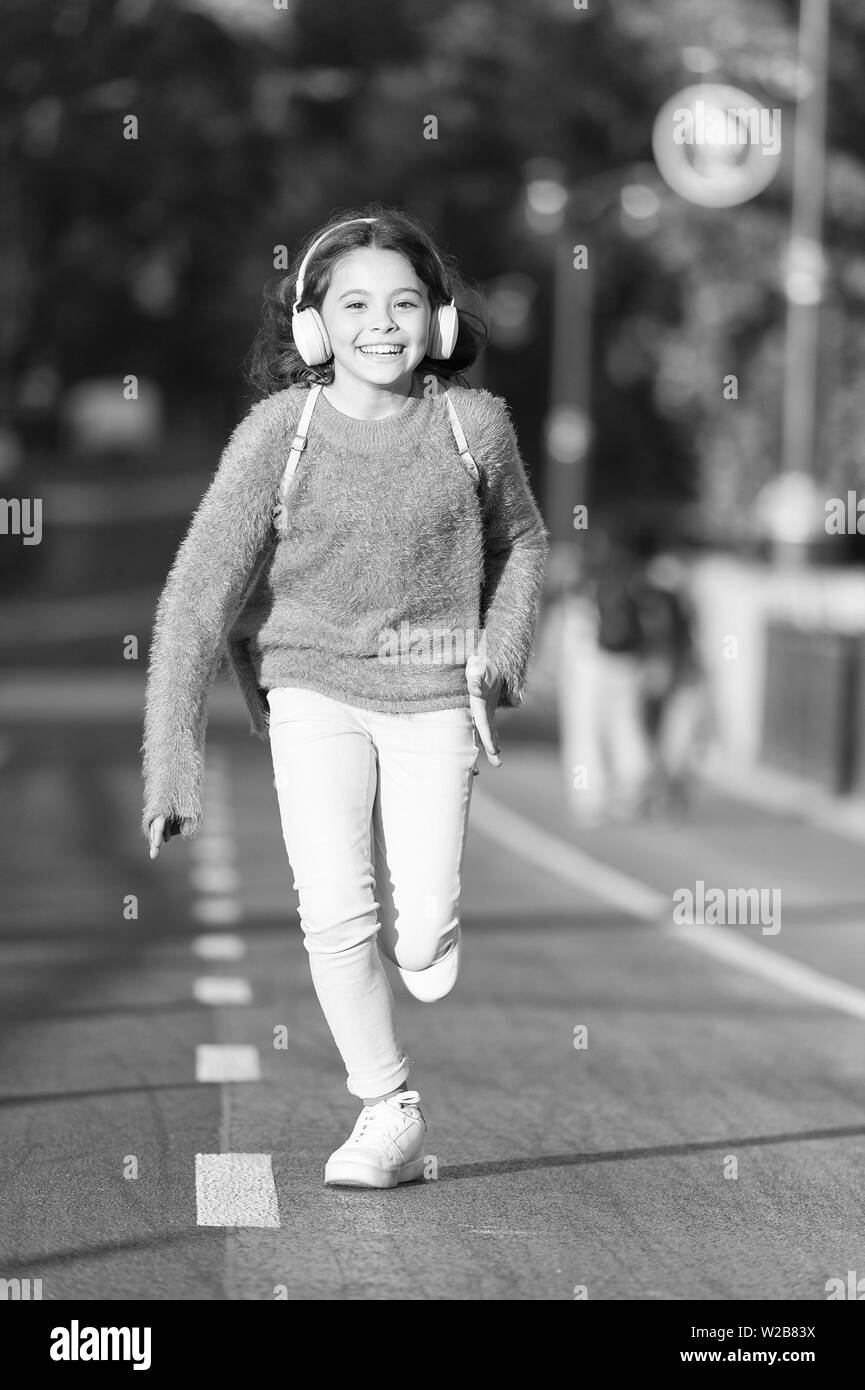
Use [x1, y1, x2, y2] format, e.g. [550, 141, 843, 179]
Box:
[345, 1053, 410, 1100]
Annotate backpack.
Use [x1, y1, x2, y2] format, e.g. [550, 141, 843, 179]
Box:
[594, 574, 644, 654]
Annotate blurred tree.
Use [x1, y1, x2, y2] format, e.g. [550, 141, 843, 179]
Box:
[2, 0, 865, 556]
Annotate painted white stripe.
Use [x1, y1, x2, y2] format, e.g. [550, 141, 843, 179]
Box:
[189, 836, 237, 863]
[189, 863, 241, 895]
[667, 922, 865, 1021]
[193, 976, 252, 1005]
[195, 1153, 280, 1227]
[192, 934, 246, 961]
[191, 898, 243, 926]
[195, 1044, 261, 1082]
[471, 786, 865, 1024]
[471, 786, 667, 921]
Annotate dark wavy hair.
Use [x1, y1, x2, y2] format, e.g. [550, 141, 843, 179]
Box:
[243, 202, 489, 397]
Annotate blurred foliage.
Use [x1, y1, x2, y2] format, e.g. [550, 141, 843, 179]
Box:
[3, 0, 865, 542]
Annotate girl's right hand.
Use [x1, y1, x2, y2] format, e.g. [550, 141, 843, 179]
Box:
[149, 815, 181, 859]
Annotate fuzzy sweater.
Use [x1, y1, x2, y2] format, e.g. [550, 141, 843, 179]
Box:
[140, 372, 550, 840]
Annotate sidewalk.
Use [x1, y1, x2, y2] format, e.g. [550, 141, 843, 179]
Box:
[704, 753, 865, 846]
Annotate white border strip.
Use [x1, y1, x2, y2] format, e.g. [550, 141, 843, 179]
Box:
[471, 786, 865, 1023]
[471, 788, 667, 921]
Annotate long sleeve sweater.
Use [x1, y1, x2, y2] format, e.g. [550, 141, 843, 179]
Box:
[140, 371, 550, 840]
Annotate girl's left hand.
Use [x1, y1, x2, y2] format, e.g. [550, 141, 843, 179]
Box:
[466, 652, 503, 766]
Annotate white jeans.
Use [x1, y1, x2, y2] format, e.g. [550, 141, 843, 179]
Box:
[267, 686, 481, 1099]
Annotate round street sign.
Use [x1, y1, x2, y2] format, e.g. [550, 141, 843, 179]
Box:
[652, 83, 783, 207]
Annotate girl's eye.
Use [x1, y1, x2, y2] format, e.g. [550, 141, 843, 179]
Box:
[344, 300, 421, 310]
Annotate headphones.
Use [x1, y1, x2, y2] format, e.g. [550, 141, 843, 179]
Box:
[290, 216, 459, 366]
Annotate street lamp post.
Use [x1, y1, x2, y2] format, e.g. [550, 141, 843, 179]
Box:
[752, 0, 831, 563]
[780, 0, 830, 482]
[523, 161, 661, 593]
[545, 226, 593, 571]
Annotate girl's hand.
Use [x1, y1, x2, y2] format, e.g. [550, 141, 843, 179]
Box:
[148, 814, 181, 859]
[466, 652, 503, 767]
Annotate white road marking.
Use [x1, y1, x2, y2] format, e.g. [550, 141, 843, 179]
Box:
[195, 1153, 280, 1227]
[193, 976, 252, 1005]
[189, 863, 241, 895]
[192, 934, 247, 961]
[471, 786, 865, 1023]
[468, 1229, 536, 1236]
[667, 921, 865, 1021]
[195, 1044, 261, 1082]
[191, 898, 243, 926]
[471, 787, 667, 920]
[190, 758, 243, 925]
[189, 836, 237, 863]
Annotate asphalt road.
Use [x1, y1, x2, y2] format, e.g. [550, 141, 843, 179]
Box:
[2, 671, 864, 1301]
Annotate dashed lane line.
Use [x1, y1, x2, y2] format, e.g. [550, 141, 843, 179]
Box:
[192, 934, 247, 962]
[195, 1045, 261, 1083]
[195, 1154, 280, 1228]
[191, 899, 244, 926]
[193, 976, 252, 1006]
[189, 863, 242, 896]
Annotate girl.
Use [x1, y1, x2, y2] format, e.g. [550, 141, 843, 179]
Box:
[140, 204, 549, 1188]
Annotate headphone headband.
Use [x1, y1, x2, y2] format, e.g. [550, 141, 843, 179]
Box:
[293, 216, 453, 309]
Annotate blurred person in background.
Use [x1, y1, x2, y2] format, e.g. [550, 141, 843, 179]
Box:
[636, 547, 712, 817]
[582, 533, 655, 822]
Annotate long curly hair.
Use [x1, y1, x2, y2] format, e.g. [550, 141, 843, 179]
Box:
[243, 202, 489, 397]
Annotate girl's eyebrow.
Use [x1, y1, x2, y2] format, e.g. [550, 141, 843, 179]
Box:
[337, 287, 423, 299]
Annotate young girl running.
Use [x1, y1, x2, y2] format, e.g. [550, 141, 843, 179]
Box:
[141, 205, 549, 1188]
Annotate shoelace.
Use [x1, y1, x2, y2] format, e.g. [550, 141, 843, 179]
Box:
[349, 1090, 422, 1144]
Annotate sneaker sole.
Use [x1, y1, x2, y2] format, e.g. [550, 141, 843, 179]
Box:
[324, 1157, 426, 1189]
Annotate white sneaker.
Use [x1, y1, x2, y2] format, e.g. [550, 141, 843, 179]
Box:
[324, 1089, 427, 1189]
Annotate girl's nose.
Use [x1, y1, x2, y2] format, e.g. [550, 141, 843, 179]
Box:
[367, 304, 399, 330]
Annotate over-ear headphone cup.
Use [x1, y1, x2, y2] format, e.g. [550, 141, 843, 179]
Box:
[428, 302, 459, 360]
[293, 308, 332, 366]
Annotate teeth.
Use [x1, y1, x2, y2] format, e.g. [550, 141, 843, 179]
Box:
[358, 346, 403, 355]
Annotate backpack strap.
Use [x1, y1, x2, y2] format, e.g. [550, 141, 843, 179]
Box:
[274, 381, 479, 533]
[443, 390, 481, 489]
[280, 384, 323, 495]
[273, 384, 323, 531]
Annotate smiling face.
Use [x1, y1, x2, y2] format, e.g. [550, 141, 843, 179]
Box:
[317, 247, 432, 391]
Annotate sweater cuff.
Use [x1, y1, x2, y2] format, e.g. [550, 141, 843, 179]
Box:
[140, 736, 206, 841]
[480, 629, 529, 710]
